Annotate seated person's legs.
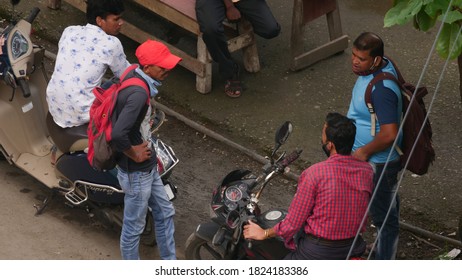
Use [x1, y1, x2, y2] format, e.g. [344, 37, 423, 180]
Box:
[196, 0, 241, 97]
[236, 0, 281, 39]
[196, 0, 233, 78]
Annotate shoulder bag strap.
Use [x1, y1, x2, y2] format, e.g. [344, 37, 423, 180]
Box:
[365, 72, 400, 136]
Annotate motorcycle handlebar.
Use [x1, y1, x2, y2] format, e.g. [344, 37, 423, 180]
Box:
[278, 149, 302, 169]
[25, 7, 40, 24]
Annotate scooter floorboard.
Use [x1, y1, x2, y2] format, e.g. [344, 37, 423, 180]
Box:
[15, 152, 59, 188]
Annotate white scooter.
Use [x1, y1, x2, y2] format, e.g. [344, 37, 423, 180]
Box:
[0, 5, 178, 242]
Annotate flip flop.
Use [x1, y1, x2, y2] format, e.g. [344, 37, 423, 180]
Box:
[225, 80, 242, 98]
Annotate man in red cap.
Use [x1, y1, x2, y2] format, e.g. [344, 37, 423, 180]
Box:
[111, 40, 181, 260]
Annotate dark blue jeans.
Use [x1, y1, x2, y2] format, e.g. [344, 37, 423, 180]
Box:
[369, 159, 402, 260]
[195, 0, 280, 79]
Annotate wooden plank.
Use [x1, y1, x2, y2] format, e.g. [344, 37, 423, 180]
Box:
[196, 35, 212, 94]
[63, 0, 200, 34]
[326, 7, 344, 40]
[131, 0, 200, 34]
[290, 35, 348, 71]
[303, 0, 336, 24]
[237, 20, 260, 73]
[290, 0, 348, 71]
[62, 0, 207, 78]
[227, 31, 254, 53]
[291, 0, 304, 59]
[159, 0, 197, 20]
[120, 22, 207, 77]
[62, 0, 259, 94]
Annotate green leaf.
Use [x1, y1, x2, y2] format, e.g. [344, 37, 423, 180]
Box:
[385, 2, 410, 27]
[436, 22, 462, 59]
[425, 0, 451, 18]
[415, 9, 438, 30]
[385, 1, 424, 27]
[407, 0, 425, 15]
[453, 0, 462, 7]
[437, 10, 462, 24]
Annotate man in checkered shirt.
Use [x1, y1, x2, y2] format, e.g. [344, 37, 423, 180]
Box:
[244, 112, 374, 260]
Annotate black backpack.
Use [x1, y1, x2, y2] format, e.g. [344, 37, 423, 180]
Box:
[365, 58, 435, 175]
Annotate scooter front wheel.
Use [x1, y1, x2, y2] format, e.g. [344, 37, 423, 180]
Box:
[184, 233, 224, 260]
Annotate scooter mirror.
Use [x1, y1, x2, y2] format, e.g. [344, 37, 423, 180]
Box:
[271, 121, 293, 158]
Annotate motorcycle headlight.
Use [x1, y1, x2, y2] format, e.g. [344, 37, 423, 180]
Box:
[10, 31, 29, 60]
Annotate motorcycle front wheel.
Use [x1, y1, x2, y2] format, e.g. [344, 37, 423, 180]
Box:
[184, 233, 224, 260]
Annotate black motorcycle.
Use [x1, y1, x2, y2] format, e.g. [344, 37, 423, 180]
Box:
[185, 121, 302, 259]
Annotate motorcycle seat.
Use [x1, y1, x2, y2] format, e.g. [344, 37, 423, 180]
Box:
[46, 113, 88, 153]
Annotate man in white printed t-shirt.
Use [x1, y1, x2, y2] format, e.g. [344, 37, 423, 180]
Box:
[46, 0, 130, 128]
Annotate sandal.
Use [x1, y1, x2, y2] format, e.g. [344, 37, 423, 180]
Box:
[225, 79, 242, 98]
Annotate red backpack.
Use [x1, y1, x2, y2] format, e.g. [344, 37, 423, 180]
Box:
[87, 64, 149, 171]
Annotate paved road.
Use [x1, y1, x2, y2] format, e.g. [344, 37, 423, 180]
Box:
[1, 0, 461, 260]
[0, 117, 296, 260]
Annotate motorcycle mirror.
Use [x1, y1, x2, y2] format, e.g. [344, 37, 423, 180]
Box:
[271, 121, 293, 158]
[226, 210, 241, 229]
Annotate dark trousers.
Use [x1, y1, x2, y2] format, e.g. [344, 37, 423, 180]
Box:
[369, 159, 402, 260]
[195, 0, 281, 80]
[284, 235, 366, 260]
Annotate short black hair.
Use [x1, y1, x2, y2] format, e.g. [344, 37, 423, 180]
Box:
[86, 0, 125, 24]
[325, 112, 356, 155]
[353, 32, 384, 58]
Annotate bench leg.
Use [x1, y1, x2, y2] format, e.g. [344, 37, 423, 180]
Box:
[290, 0, 348, 71]
[290, 0, 305, 71]
[326, 3, 344, 40]
[239, 20, 260, 73]
[196, 35, 212, 94]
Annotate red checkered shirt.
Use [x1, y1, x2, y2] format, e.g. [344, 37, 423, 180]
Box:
[274, 154, 374, 249]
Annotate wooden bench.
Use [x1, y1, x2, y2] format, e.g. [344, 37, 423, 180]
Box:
[56, 0, 260, 94]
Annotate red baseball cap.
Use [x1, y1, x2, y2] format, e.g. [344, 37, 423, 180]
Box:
[135, 40, 182, 70]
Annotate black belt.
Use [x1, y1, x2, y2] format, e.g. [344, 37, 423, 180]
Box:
[306, 234, 356, 247]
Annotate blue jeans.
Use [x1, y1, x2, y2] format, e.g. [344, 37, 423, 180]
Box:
[369, 159, 401, 260]
[117, 167, 176, 260]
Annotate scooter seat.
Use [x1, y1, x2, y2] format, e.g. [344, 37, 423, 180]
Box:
[46, 113, 88, 153]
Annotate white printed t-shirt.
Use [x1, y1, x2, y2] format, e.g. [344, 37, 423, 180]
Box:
[46, 24, 130, 128]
